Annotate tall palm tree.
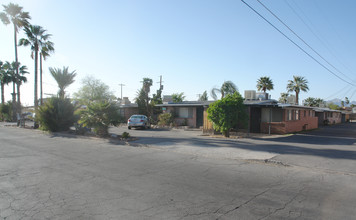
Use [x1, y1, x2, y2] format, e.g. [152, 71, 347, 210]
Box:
[0, 3, 30, 94]
[211, 81, 237, 100]
[256, 76, 274, 93]
[142, 78, 153, 115]
[49, 67, 76, 99]
[40, 40, 54, 105]
[0, 61, 12, 104]
[19, 25, 51, 111]
[198, 91, 208, 101]
[279, 93, 289, 104]
[15, 63, 29, 104]
[287, 76, 309, 105]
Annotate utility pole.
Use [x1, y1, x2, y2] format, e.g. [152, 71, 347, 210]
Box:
[118, 83, 125, 100]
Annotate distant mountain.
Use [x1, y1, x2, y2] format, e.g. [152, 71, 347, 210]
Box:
[326, 98, 356, 106]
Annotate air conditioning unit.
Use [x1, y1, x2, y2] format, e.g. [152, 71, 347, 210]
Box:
[256, 92, 268, 100]
[287, 95, 296, 104]
[244, 90, 256, 100]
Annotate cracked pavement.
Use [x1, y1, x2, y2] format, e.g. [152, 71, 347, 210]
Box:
[1, 123, 356, 219]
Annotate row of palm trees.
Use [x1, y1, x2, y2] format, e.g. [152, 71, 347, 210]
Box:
[0, 60, 28, 104]
[211, 76, 309, 104]
[0, 3, 54, 115]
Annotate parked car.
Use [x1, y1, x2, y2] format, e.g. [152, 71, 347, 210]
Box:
[128, 115, 151, 130]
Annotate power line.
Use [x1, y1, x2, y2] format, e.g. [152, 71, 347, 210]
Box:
[240, 0, 356, 87]
[256, 0, 355, 82]
[284, 0, 355, 79]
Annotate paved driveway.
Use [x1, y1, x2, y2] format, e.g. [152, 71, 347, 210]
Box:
[111, 123, 356, 174]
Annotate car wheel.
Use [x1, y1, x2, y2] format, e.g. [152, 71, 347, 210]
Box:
[128, 126, 131, 130]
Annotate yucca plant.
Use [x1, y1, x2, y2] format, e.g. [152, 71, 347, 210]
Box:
[37, 97, 78, 132]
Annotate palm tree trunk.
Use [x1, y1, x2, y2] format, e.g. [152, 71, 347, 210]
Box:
[40, 53, 43, 105]
[12, 81, 16, 121]
[17, 83, 21, 106]
[34, 49, 38, 109]
[296, 92, 299, 105]
[1, 83, 4, 104]
[13, 24, 19, 121]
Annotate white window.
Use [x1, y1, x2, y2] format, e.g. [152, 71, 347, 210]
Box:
[178, 107, 193, 118]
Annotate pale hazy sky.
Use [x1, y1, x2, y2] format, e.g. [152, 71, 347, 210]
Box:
[1, 0, 356, 106]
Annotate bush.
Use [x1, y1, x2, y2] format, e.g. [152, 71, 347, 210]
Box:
[37, 97, 78, 132]
[207, 92, 248, 137]
[0, 102, 12, 121]
[158, 113, 174, 126]
[121, 132, 130, 139]
[79, 101, 121, 137]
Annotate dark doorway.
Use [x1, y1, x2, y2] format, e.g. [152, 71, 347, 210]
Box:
[250, 107, 261, 133]
[196, 106, 204, 128]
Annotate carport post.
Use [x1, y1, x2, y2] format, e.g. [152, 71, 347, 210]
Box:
[269, 108, 272, 135]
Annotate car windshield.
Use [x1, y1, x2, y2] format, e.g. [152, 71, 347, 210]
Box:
[131, 116, 144, 119]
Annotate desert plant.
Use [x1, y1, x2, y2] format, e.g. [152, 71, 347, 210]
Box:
[121, 132, 130, 139]
[79, 101, 121, 137]
[158, 112, 174, 126]
[37, 97, 78, 132]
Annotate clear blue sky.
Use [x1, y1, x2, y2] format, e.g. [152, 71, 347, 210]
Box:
[1, 0, 356, 106]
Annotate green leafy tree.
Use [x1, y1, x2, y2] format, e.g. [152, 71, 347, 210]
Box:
[19, 25, 51, 112]
[207, 92, 247, 137]
[211, 81, 238, 100]
[198, 91, 208, 101]
[79, 101, 121, 136]
[37, 97, 78, 132]
[135, 78, 153, 116]
[74, 76, 116, 104]
[287, 76, 309, 105]
[0, 61, 12, 104]
[172, 92, 185, 103]
[303, 97, 325, 107]
[0, 3, 30, 99]
[327, 103, 340, 110]
[256, 76, 274, 93]
[49, 66, 76, 99]
[279, 93, 289, 104]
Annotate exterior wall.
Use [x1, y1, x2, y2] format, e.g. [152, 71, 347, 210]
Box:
[261, 108, 318, 134]
[326, 112, 342, 124]
[165, 106, 197, 128]
[119, 107, 139, 121]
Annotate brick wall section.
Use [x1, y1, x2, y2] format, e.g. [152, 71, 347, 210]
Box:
[261, 109, 318, 134]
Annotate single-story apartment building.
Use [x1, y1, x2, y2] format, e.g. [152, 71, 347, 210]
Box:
[313, 107, 342, 126]
[156, 101, 213, 128]
[245, 100, 318, 134]
[118, 97, 139, 121]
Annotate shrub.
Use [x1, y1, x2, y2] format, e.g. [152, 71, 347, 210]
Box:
[37, 97, 78, 132]
[158, 113, 174, 126]
[0, 102, 12, 121]
[79, 101, 121, 137]
[207, 92, 248, 137]
[121, 132, 130, 139]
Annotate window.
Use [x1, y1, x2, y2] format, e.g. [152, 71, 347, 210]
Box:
[288, 110, 292, 121]
[304, 110, 306, 117]
[178, 107, 193, 118]
[296, 110, 299, 120]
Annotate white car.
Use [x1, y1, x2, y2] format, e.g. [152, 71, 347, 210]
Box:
[128, 115, 151, 130]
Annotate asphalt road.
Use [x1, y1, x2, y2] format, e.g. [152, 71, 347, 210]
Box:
[0, 123, 356, 219]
